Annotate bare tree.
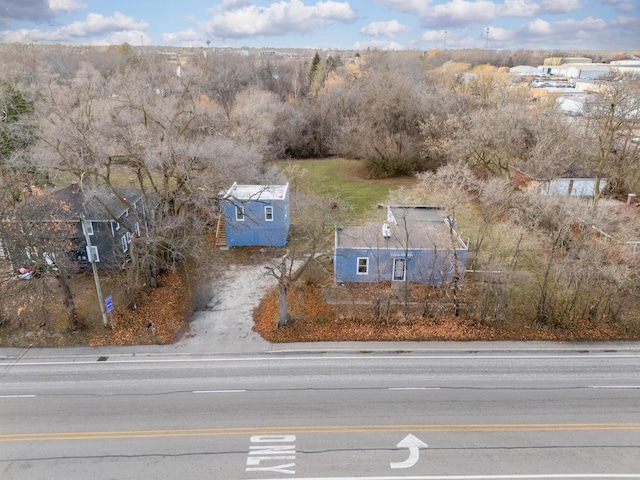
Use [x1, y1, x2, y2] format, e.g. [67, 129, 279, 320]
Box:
[582, 78, 640, 200]
[30, 59, 264, 302]
[264, 191, 339, 327]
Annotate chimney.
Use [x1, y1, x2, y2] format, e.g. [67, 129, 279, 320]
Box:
[70, 182, 79, 193]
[627, 193, 636, 205]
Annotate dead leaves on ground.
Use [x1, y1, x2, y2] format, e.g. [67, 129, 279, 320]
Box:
[254, 282, 639, 343]
[89, 271, 189, 346]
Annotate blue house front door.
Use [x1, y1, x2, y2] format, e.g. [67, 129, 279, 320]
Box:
[392, 258, 406, 281]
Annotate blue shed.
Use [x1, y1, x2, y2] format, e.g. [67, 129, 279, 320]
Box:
[334, 206, 468, 285]
[218, 183, 290, 247]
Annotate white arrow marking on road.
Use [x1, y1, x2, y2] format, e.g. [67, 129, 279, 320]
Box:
[389, 433, 428, 469]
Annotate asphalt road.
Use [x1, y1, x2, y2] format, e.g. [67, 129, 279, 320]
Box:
[1, 351, 640, 479]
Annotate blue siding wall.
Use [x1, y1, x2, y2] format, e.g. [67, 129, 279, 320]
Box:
[223, 194, 290, 247]
[334, 247, 467, 285]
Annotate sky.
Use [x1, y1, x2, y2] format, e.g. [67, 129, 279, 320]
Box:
[0, 0, 638, 52]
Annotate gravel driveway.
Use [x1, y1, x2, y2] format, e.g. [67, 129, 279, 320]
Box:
[173, 261, 276, 353]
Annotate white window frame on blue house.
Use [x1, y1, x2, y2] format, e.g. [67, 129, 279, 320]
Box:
[235, 206, 245, 221]
[86, 245, 100, 262]
[264, 205, 274, 221]
[121, 234, 128, 253]
[356, 257, 369, 275]
[82, 220, 94, 236]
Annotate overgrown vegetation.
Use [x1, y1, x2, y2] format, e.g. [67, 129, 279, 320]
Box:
[0, 43, 639, 344]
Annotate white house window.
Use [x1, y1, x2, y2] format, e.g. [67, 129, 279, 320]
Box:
[0, 240, 5, 260]
[86, 245, 100, 263]
[134, 222, 140, 236]
[121, 235, 128, 253]
[265, 206, 274, 221]
[357, 257, 369, 275]
[114, 221, 120, 231]
[126, 231, 132, 244]
[82, 220, 94, 236]
[236, 206, 245, 221]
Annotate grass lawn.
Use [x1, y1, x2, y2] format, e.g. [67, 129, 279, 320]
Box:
[279, 158, 418, 220]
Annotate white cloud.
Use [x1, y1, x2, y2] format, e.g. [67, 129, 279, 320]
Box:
[498, 0, 539, 16]
[610, 15, 640, 28]
[0, 11, 149, 44]
[198, 0, 355, 38]
[499, 0, 581, 17]
[60, 12, 148, 37]
[421, 29, 477, 47]
[538, 0, 582, 14]
[161, 29, 203, 47]
[502, 15, 609, 49]
[423, 0, 498, 27]
[371, 0, 431, 14]
[602, 0, 636, 14]
[523, 18, 551, 34]
[222, 0, 251, 8]
[352, 39, 405, 50]
[360, 20, 409, 37]
[48, 0, 86, 12]
[551, 15, 607, 31]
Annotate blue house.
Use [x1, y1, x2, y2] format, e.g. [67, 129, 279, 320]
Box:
[333, 206, 468, 285]
[0, 183, 152, 272]
[217, 183, 290, 247]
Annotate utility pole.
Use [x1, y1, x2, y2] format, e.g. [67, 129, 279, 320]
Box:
[81, 215, 109, 327]
[444, 30, 448, 48]
[485, 27, 490, 50]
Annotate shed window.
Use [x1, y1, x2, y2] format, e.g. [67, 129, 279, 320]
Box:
[265, 206, 274, 221]
[235, 206, 245, 221]
[357, 257, 369, 275]
[82, 220, 94, 236]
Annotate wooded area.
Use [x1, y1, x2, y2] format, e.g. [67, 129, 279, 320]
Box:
[1, 43, 639, 342]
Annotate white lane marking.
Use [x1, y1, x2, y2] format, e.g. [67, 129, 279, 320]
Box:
[589, 386, 640, 389]
[389, 387, 441, 390]
[0, 395, 36, 398]
[246, 434, 296, 475]
[192, 390, 246, 394]
[389, 434, 428, 469]
[4, 353, 640, 366]
[247, 475, 640, 479]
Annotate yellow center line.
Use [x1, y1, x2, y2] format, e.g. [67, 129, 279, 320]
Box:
[1, 423, 640, 442]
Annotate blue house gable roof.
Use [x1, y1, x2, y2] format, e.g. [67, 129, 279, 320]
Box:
[220, 183, 290, 247]
[334, 206, 468, 285]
